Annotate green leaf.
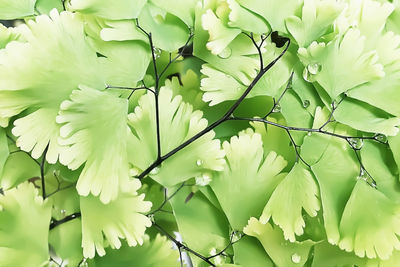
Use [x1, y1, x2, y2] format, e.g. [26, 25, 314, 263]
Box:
[334, 98, 400, 136]
[338, 180, 400, 259]
[286, 0, 344, 47]
[251, 117, 296, 170]
[69, 0, 147, 20]
[150, 0, 197, 27]
[298, 28, 384, 99]
[0, 151, 39, 190]
[0, 0, 36, 19]
[169, 186, 230, 264]
[244, 218, 315, 267]
[260, 163, 320, 242]
[210, 129, 287, 230]
[138, 3, 190, 52]
[89, 234, 179, 267]
[233, 236, 275, 267]
[347, 31, 400, 117]
[226, 0, 269, 34]
[57, 85, 129, 204]
[0, 10, 107, 163]
[127, 87, 225, 187]
[312, 241, 366, 267]
[309, 133, 359, 245]
[0, 23, 23, 50]
[80, 181, 152, 258]
[35, 0, 63, 14]
[236, 0, 303, 33]
[0, 182, 52, 267]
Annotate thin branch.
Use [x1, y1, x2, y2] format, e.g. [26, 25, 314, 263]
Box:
[285, 129, 310, 168]
[137, 38, 291, 179]
[41, 144, 49, 199]
[147, 183, 185, 215]
[158, 34, 194, 79]
[152, 222, 216, 267]
[263, 72, 294, 118]
[105, 84, 155, 94]
[50, 212, 81, 230]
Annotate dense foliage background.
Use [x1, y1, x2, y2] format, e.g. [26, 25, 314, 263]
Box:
[1, 0, 400, 266]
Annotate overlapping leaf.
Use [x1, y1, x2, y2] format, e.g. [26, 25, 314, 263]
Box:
[0, 10, 106, 163]
[210, 129, 287, 230]
[0, 182, 52, 267]
[80, 181, 152, 258]
[57, 85, 130, 203]
[127, 86, 225, 187]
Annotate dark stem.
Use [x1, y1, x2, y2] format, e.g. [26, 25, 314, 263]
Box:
[137, 38, 291, 179]
[50, 212, 81, 230]
[152, 222, 216, 266]
[41, 144, 49, 199]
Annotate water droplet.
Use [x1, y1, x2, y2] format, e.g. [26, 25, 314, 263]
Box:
[129, 167, 140, 177]
[60, 209, 66, 216]
[272, 103, 281, 113]
[150, 167, 160, 175]
[348, 138, 364, 150]
[232, 231, 242, 242]
[153, 47, 162, 59]
[307, 63, 321, 75]
[209, 248, 217, 255]
[195, 172, 212, 186]
[188, 26, 194, 35]
[307, 132, 312, 136]
[218, 47, 232, 59]
[291, 253, 301, 264]
[148, 214, 155, 223]
[302, 100, 310, 108]
[375, 134, 388, 143]
[303, 63, 321, 83]
[196, 159, 203, 166]
[237, 87, 242, 91]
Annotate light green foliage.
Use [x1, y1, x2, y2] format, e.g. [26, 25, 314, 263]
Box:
[260, 163, 320, 242]
[0, 0, 36, 19]
[0, 182, 52, 267]
[80, 181, 152, 258]
[127, 87, 225, 187]
[89, 234, 179, 267]
[57, 85, 130, 204]
[0, 0, 400, 266]
[210, 129, 287, 230]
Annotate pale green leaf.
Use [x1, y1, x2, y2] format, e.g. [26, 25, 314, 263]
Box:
[0, 182, 52, 267]
[127, 87, 225, 187]
[57, 85, 130, 204]
[244, 218, 315, 267]
[211, 129, 287, 230]
[80, 181, 152, 258]
[260, 163, 320, 242]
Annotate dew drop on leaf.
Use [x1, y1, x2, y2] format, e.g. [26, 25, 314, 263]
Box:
[153, 47, 162, 59]
[60, 209, 66, 216]
[129, 167, 140, 177]
[349, 138, 364, 150]
[302, 100, 310, 108]
[218, 47, 232, 59]
[375, 133, 388, 143]
[150, 166, 160, 175]
[272, 103, 281, 113]
[232, 231, 242, 242]
[307, 132, 312, 136]
[196, 159, 203, 166]
[307, 63, 321, 75]
[195, 172, 212, 186]
[303, 63, 321, 82]
[291, 253, 301, 264]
